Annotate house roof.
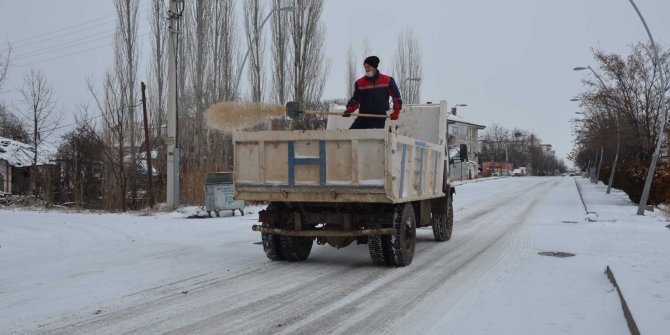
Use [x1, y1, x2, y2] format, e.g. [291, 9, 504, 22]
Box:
[0, 136, 56, 167]
[447, 113, 486, 129]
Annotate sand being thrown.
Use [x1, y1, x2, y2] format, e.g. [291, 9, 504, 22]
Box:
[205, 102, 285, 132]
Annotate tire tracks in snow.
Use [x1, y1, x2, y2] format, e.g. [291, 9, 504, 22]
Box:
[41, 178, 558, 335]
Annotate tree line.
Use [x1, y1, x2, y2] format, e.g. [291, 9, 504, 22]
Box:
[570, 43, 670, 204]
[479, 123, 566, 176]
[0, 0, 425, 211]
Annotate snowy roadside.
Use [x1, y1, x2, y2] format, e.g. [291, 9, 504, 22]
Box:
[573, 177, 670, 334]
[415, 176, 670, 334]
[1, 177, 669, 334]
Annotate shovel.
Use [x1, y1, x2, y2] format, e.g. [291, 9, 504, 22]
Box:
[285, 101, 390, 120]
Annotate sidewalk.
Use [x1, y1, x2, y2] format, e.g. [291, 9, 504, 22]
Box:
[574, 177, 670, 334]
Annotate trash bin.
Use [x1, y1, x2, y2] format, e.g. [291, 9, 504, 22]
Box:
[204, 172, 245, 217]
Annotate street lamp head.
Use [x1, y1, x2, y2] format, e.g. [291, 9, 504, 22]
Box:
[573, 67, 588, 71]
[570, 98, 580, 102]
[453, 104, 467, 107]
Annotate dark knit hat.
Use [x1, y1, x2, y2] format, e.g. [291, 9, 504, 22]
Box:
[364, 56, 380, 69]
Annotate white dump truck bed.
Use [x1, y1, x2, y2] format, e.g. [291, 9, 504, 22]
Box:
[233, 101, 449, 204]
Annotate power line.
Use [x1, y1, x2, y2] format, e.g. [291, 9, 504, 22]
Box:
[51, 101, 144, 133]
[6, 8, 156, 60]
[12, 22, 151, 61]
[4, 1, 153, 47]
[14, 31, 155, 68]
[7, 13, 155, 61]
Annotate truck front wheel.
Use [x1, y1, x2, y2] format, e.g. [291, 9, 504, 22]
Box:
[432, 196, 453, 242]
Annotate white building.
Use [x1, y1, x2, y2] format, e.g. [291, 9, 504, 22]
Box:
[447, 110, 486, 180]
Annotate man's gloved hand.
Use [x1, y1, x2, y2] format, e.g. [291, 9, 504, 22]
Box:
[343, 107, 354, 117]
[390, 110, 400, 120]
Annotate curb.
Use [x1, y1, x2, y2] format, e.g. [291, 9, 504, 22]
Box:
[605, 265, 640, 335]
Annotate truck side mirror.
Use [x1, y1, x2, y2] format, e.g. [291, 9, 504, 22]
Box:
[459, 144, 468, 161]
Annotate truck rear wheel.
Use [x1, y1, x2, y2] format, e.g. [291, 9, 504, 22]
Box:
[368, 224, 392, 266]
[385, 203, 416, 267]
[261, 203, 284, 261]
[261, 222, 284, 261]
[279, 229, 313, 262]
[432, 196, 453, 241]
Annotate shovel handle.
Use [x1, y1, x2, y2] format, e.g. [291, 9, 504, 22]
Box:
[304, 110, 391, 119]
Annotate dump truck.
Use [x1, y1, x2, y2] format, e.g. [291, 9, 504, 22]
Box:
[233, 100, 455, 266]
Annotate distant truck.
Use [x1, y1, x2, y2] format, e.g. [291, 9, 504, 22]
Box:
[233, 101, 455, 266]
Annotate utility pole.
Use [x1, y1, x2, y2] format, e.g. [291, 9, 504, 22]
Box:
[166, 0, 181, 209]
[141, 82, 154, 207]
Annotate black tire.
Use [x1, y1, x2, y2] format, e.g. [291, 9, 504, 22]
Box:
[384, 203, 416, 267]
[277, 211, 313, 262]
[432, 196, 453, 242]
[261, 203, 284, 261]
[239, 209, 245, 216]
[368, 222, 391, 266]
[261, 222, 284, 261]
[207, 211, 212, 218]
[279, 225, 313, 262]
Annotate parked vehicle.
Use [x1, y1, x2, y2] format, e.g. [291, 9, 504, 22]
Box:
[512, 168, 523, 176]
[233, 101, 455, 266]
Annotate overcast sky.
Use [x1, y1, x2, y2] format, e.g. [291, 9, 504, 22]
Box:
[2, 0, 670, 166]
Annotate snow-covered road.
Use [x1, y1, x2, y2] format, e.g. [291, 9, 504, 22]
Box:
[2, 177, 668, 334]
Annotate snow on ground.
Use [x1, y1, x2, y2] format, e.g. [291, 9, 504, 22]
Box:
[1, 177, 669, 334]
[0, 205, 268, 332]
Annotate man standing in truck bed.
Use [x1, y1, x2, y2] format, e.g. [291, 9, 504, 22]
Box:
[344, 56, 403, 129]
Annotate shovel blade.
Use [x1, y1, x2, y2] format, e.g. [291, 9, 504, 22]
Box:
[286, 101, 301, 120]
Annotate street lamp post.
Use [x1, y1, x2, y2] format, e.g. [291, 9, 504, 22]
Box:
[628, 0, 668, 215]
[234, 6, 298, 97]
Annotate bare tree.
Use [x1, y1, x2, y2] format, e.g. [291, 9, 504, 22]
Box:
[56, 114, 105, 209]
[345, 45, 356, 98]
[114, 0, 140, 204]
[0, 44, 10, 91]
[361, 38, 372, 58]
[288, 0, 330, 111]
[88, 73, 129, 211]
[393, 28, 422, 104]
[147, 0, 168, 198]
[19, 68, 62, 197]
[244, 0, 266, 102]
[0, 103, 28, 140]
[270, 0, 290, 104]
[148, 0, 167, 142]
[210, 0, 238, 102]
[571, 43, 670, 171]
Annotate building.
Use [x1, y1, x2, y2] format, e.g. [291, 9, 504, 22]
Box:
[540, 144, 555, 157]
[0, 136, 56, 194]
[447, 109, 486, 180]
